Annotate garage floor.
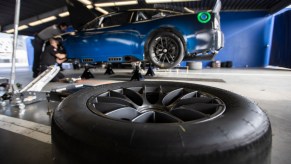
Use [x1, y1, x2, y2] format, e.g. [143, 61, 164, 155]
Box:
[0, 67, 291, 164]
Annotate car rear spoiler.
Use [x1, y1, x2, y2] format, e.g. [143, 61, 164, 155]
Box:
[213, 0, 222, 13]
[65, 0, 96, 31]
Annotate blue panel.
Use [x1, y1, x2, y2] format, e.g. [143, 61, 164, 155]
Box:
[270, 10, 291, 68]
[215, 11, 271, 68]
[25, 37, 34, 68]
[182, 11, 273, 68]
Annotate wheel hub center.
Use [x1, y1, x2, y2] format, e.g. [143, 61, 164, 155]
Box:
[163, 49, 168, 53]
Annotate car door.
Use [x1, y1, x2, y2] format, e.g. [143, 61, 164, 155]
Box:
[96, 12, 142, 62]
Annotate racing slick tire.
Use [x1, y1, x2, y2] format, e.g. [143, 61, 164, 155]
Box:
[52, 81, 272, 164]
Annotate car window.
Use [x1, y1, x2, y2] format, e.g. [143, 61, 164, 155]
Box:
[83, 18, 99, 30]
[100, 12, 132, 28]
[134, 10, 178, 23]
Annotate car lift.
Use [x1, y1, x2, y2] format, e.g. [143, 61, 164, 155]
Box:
[2, 0, 86, 111]
[1, 65, 86, 115]
[1, 66, 60, 108]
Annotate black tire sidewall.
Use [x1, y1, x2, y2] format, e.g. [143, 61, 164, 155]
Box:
[52, 81, 271, 163]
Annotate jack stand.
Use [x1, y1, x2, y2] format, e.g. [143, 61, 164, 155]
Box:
[131, 66, 144, 81]
[81, 64, 95, 79]
[145, 64, 155, 76]
[104, 64, 115, 75]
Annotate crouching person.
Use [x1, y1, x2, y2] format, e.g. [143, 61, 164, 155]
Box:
[39, 38, 67, 82]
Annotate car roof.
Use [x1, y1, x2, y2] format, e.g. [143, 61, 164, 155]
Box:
[100, 8, 182, 17]
[83, 8, 183, 30]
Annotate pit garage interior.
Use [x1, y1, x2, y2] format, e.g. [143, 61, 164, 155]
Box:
[0, 0, 291, 163]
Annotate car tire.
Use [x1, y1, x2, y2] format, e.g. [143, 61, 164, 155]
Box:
[52, 81, 271, 164]
[147, 32, 184, 69]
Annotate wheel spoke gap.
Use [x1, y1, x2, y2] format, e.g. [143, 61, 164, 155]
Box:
[123, 88, 143, 106]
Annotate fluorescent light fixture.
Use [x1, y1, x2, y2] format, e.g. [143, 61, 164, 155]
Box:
[95, 1, 137, 7]
[86, 5, 94, 9]
[6, 29, 14, 33]
[29, 16, 57, 26]
[95, 7, 109, 14]
[6, 25, 29, 33]
[184, 7, 195, 13]
[18, 25, 28, 30]
[78, 0, 91, 5]
[146, 0, 200, 3]
[59, 11, 70, 17]
[95, 2, 114, 7]
[115, 1, 138, 6]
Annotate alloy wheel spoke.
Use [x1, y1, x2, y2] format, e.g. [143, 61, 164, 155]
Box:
[88, 85, 225, 124]
[97, 97, 135, 108]
[162, 88, 184, 106]
[105, 107, 139, 121]
[92, 102, 128, 114]
[132, 111, 154, 123]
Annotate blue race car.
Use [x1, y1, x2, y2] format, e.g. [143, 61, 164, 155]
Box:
[63, 0, 224, 69]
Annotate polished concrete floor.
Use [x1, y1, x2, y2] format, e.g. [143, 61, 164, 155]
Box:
[0, 66, 291, 164]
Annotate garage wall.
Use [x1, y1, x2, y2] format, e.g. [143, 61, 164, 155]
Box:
[216, 11, 272, 68]
[270, 10, 291, 68]
[182, 11, 273, 68]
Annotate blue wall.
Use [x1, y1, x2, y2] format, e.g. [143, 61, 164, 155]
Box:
[270, 10, 291, 68]
[26, 37, 34, 68]
[182, 11, 273, 68]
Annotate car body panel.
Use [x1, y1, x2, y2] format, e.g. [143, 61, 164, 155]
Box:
[62, 0, 224, 67]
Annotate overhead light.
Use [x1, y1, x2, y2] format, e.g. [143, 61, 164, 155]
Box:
[59, 12, 70, 17]
[18, 25, 28, 30]
[6, 29, 14, 33]
[6, 25, 29, 33]
[78, 0, 92, 5]
[146, 0, 200, 4]
[95, 7, 109, 14]
[184, 7, 195, 13]
[95, 1, 137, 7]
[115, 1, 138, 6]
[29, 16, 57, 26]
[86, 5, 94, 9]
[94, 2, 114, 7]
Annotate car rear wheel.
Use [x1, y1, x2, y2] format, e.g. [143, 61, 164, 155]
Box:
[147, 32, 184, 69]
[52, 81, 271, 164]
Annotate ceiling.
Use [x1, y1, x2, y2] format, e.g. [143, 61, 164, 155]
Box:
[0, 0, 290, 36]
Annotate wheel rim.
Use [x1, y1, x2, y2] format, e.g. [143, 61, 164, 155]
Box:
[151, 36, 180, 66]
[87, 84, 225, 124]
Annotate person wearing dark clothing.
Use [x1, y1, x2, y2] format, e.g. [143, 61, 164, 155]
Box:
[33, 23, 68, 78]
[40, 38, 67, 82]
